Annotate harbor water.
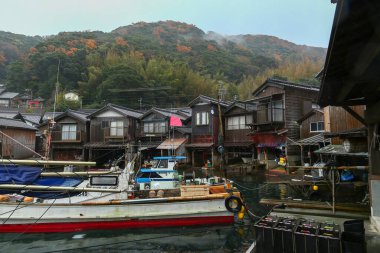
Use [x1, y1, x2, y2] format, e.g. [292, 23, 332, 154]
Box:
[0, 169, 379, 252]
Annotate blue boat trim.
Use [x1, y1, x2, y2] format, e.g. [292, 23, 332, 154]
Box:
[136, 178, 178, 183]
[152, 156, 186, 160]
[140, 169, 177, 173]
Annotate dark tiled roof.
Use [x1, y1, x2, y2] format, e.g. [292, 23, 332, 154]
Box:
[187, 95, 231, 108]
[0, 117, 37, 131]
[141, 107, 189, 121]
[252, 78, 320, 97]
[88, 104, 143, 119]
[225, 101, 257, 114]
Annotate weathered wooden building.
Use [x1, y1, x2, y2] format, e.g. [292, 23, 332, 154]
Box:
[248, 78, 320, 166]
[223, 101, 256, 164]
[323, 106, 366, 144]
[138, 107, 191, 158]
[0, 117, 37, 159]
[318, 0, 380, 231]
[39, 109, 91, 161]
[185, 95, 230, 167]
[85, 104, 143, 164]
[295, 109, 327, 165]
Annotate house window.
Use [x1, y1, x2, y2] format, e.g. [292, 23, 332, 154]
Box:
[143, 122, 167, 133]
[144, 122, 154, 133]
[257, 99, 284, 123]
[227, 115, 252, 130]
[310, 121, 324, 132]
[196, 112, 209, 126]
[62, 124, 77, 140]
[101, 120, 109, 129]
[271, 100, 284, 122]
[110, 121, 124, 136]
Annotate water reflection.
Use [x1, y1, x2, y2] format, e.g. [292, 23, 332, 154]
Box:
[0, 225, 253, 253]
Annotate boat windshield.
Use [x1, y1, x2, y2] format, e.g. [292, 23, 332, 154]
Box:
[153, 159, 168, 169]
[136, 172, 162, 179]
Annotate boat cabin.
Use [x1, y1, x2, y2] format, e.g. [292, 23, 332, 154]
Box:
[135, 156, 186, 190]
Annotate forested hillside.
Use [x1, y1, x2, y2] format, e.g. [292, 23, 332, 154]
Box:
[0, 21, 326, 109]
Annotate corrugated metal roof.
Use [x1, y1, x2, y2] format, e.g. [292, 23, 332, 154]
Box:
[0, 117, 37, 130]
[157, 138, 187, 150]
[314, 144, 368, 157]
[185, 143, 213, 148]
[293, 133, 331, 146]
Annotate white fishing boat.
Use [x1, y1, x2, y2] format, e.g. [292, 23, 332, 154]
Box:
[0, 158, 244, 233]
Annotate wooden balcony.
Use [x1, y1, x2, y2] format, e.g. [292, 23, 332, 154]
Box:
[253, 108, 285, 125]
[51, 131, 83, 143]
[103, 127, 129, 143]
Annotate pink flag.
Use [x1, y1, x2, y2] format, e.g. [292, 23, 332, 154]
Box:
[170, 116, 182, 127]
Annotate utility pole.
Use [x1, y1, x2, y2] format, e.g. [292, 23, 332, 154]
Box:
[217, 81, 227, 179]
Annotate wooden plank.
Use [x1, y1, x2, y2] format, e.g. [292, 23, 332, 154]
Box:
[260, 198, 370, 213]
[40, 171, 121, 177]
[0, 159, 96, 166]
[0, 184, 121, 193]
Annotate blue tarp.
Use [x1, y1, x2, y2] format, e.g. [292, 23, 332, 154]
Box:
[23, 177, 84, 199]
[0, 165, 42, 184]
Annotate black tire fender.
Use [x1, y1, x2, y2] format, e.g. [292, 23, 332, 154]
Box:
[225, 195, 243, 213]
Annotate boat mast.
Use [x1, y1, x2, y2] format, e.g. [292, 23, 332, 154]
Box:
[45, 59, 60, 160]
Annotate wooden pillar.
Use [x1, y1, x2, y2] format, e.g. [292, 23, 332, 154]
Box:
[191, 150, 195, 166]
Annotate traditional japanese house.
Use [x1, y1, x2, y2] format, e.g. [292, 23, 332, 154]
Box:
[296, 109, 329, 165]
[38, 109, 92, 161]
[138, 107, 191, 159]
[0, 117, 37, 159]
[85, 104, 143, 164]
[0, 88, 19, 108]
[185, 95, 231, 167]
[318, 0, 380, 231]
[248, 78, 320, 167]
[223, 101, 256, 164]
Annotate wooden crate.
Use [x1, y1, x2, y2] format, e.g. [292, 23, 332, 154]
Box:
[180, 185, 209, 197]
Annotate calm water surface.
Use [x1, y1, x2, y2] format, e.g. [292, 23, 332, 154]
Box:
[0, 171, 294, 253]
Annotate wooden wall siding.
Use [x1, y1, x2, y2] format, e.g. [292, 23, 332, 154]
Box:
[225, 107, 247, 116]
[254, 86, 284, 99]
[52, 149, 82, 161]
[300, 112, 324, 139]
[0, 129, 36, 159]
[190, 103, 224, 144]
[225, 129, 251, 143]
[284, 88, 319, 155]
[51, 117, 88, 143]
[89, 117, 136, 143]
[192, 135, 213, 143]
[285, 88, 319, 139]
[324, 105, 366, 144]
[191, 104, 214, 136]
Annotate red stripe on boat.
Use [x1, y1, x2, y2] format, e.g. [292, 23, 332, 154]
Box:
[0, 216, 234, 233]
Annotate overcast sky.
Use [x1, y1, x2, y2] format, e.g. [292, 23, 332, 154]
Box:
[1, 0, 336, 47]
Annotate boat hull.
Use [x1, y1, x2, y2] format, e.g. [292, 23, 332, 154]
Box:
[0, 197, 234, 233]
